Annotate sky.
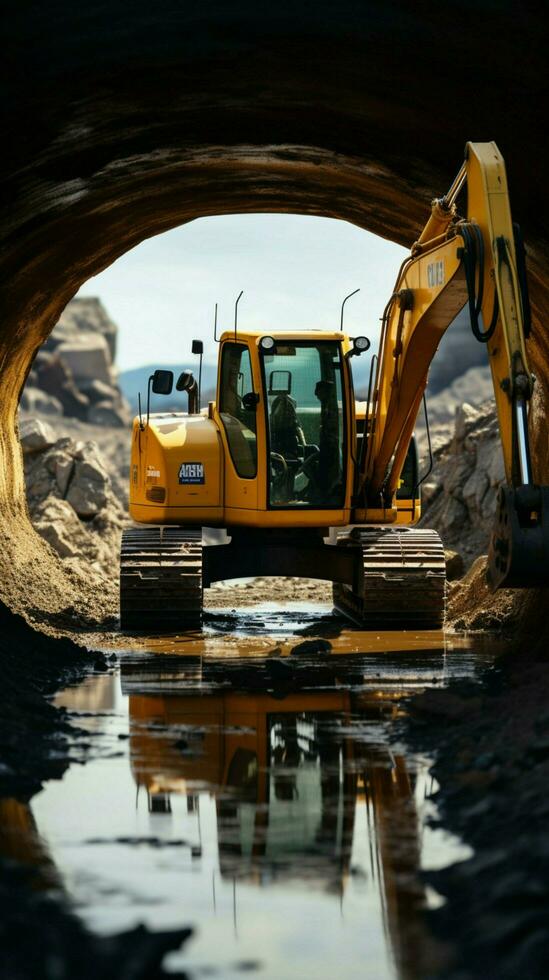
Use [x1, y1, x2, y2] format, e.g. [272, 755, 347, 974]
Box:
[77, 213, 407, 375]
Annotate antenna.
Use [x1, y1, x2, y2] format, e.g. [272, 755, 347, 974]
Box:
[146, 374, 154, 428]
[234, 290, 243, 343]
[191, 339, 204, 410]
[213, 303, 219, 342]
[340, 288, 360, 332]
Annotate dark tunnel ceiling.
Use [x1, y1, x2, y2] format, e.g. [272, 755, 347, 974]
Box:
[1, 2, 549, 473]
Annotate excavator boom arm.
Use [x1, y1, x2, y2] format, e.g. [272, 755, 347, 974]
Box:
[360, 141, 548, 589]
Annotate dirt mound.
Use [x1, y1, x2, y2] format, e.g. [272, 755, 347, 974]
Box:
[0, 418, 125, 635]
[418, 400, 549, 637]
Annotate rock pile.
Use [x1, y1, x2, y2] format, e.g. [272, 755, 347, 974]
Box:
[416, 365, 494, 454]
[20, 418, 125, 582]
[21, 297, 130, 427]
[420, 400, 505, 568]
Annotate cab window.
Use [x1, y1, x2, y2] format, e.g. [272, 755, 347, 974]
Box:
[219, 343, 257, 479]
[261, 341, 346, 508]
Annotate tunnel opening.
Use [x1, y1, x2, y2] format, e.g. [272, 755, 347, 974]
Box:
[3, 153, 423, 634]
[17, 212, 412, 632]
[15, 206, 529, 639]
[2, 150, 547, 640]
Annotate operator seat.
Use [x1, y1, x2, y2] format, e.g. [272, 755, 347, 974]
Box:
[270, 392, 305, 459]
[269, 392, 306, 501]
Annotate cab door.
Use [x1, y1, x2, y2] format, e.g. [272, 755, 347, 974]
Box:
[215, 341, 261, 515]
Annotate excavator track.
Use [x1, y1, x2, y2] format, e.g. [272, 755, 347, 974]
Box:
[120, 526, 203, 632]
[333, 527, 446, 629]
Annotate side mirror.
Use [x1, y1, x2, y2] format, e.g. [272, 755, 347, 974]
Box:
[176, 370, 195, 392]
[192, 339, 204, 355]
[242, 391, 259, 411]
[152, 369, 174, 394]
[142, 369, 174, 429]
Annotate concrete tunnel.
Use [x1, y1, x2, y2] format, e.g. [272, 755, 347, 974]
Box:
[1, 2, 548, 624]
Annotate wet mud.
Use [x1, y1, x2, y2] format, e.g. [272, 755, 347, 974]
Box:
[0, 601, 192, 979]
[2, 594, 548, 978]
[402, 639, 549, 980]
[29, 637, 471, 980]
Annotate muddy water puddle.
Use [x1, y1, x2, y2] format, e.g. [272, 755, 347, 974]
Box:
[27, 607, 505, 978]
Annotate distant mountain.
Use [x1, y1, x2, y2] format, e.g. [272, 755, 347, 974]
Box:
[119, 362, 218, 414]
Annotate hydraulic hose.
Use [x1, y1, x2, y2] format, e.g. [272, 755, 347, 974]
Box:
[460, 223, 499, 343]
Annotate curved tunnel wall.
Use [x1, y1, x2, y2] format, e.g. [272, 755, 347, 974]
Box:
[1, 2, 548, 619]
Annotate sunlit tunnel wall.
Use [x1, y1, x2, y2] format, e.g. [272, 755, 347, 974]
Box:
[2, 2, 549, 622]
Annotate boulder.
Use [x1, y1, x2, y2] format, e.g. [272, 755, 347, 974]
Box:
[22, 426, 125, 577]
[445, 549, 465, 581]
[35, 352, 90, 420]
[426, 365, 493, 428]
[80, 379, 120, 405]
[19, 419, 56, 454]
[23, 297, 131, 426]
[454, 401, 484, 442]
[88, 399, 130, 428]
[54, 453, 75, 496]
[50, 296, 118, 363]
[57, 335, 113, 387]
[19, 386, 63, 417]
[66, 453, 109, 517]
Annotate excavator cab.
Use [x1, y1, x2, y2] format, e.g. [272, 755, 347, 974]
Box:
[213, 332, 354, 520]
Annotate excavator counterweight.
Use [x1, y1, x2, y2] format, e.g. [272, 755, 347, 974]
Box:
[120, 141, 548, 633]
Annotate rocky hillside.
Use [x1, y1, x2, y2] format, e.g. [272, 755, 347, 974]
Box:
[22, 298, 130, 428]
[420, 399, 504, 568]
[20, 418, 125, 606]
[417, 365, 493, 453]
[416, 400, 538, 633]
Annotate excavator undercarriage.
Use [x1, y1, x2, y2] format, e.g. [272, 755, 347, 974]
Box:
[120, 525, 446, 632]
[332, 528, 446, 628]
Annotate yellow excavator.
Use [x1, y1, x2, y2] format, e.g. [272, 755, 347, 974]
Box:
[120, 141, 548, 632]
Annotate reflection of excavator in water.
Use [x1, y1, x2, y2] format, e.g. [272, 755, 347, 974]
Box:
[128, 688, 429, 977]
[121, 142, 549, 632]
